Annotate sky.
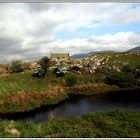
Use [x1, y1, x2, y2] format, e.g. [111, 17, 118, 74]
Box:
[0, 3, 140, 63]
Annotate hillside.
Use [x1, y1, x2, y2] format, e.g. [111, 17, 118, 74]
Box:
[71, 51, 96, 59]
[71, 50, 114, 59]
[127, 46, 140, 52]
[82, 52, 140, 75]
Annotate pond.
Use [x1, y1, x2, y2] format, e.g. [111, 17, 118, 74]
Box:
[0, 88, 140, 123]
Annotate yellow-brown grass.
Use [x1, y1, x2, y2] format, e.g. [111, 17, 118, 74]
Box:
[3, 86, 65, 106]
[67, 83, 118, 95]
[0, 73, 9, 78]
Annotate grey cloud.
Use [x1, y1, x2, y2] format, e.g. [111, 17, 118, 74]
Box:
[0, 37, 22, 54]
[0, 3, 139, 63]
[28, 3, 66, 13]
[28, 3, 50, 12]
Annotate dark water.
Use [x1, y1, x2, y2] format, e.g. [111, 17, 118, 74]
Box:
[0, 88, 140, 123]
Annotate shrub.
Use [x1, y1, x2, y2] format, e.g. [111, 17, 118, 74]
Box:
[9, 60, 24, 73]
[105, 71, 134, 87]
[32, 64, 45, 78]
[122, 65, 135, 73]
[134, 69, 140, 79]
[32, 56, 50, 78]
[70, 66, 81, 71]
[53, 68, 59, 74]
[65, 74, 78, 86]
[53, 68, 65, 77]
[39, 56, 50, 77]
[55, 70, 65, 77]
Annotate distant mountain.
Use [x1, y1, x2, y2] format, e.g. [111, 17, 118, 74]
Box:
[70, 51, 95, 59]
[127, 46, 140, 52]
[71, 50, 114, 59]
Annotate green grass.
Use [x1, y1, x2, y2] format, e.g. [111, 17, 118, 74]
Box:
[0, 70, 70, 98]
[0, 71, 62, 96]
[0, 71, 69, 112]
[0, 110, 139, 138]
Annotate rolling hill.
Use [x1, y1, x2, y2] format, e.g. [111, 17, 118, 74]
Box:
[127, 46, 140, 52]
[71, 50, 114, 59]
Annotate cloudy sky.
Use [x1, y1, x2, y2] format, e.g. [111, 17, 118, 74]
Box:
[0, 3, 140, 63]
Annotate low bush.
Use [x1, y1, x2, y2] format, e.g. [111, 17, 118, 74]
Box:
[122, 65, 135, 73]
[105, 71, 134, 87]
[65, 73, 78, 86]
[39, 56, 50, 77]
[70, 66, 81, 71]
[32, 64, 45, 78]
[9, 60, 24, 73]
[53, 68, 65, 77]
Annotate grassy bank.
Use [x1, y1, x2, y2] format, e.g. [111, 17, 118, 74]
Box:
[0, 110, 139, 138]
[66, 83, 118, 95]
[0, 71, 66, 113]
[0, 71, 119, 113]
